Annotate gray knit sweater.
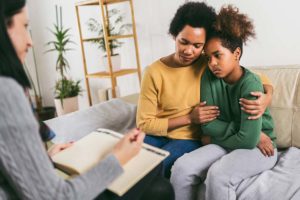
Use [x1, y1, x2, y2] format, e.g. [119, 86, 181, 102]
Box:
[0, 77, 123, 200]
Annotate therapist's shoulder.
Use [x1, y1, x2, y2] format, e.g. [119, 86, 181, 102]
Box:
[0, 77, 24, 95]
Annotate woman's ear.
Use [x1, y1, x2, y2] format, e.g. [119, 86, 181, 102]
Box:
[234, 47, 241, 60]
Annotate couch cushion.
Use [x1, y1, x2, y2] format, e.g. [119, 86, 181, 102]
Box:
[250, 65, 300, 148]
[45, 99, 137, 143]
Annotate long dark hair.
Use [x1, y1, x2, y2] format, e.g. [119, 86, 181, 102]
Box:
[0, 0, 31, 88]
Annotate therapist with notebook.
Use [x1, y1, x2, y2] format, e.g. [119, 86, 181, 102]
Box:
[0, 0, 174, 199]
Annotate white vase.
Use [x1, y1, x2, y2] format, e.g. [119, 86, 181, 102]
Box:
[103, 54, 121, 72]
[54, 96, 79, 116]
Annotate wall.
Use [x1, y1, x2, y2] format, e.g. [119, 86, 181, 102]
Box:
[207, 0, 300, 67]
[26, 0, 300, 109]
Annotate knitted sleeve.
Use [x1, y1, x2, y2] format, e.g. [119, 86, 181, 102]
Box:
[0, 78, 123, 200]
[136, 67, 168, 136]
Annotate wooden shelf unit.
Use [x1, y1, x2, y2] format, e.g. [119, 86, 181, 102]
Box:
[75, 0, 142, 105]
[86, 69, 138, 78]
[76, 0, 129, 6]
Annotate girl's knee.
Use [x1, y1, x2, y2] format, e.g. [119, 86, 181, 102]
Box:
[206, 161, 224, 183]
[206, 160, 241, 187]
[170, 155, 190, 178]
[170, 153, 200, 184]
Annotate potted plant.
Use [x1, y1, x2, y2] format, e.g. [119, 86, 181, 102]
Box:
[86, 8, 131, 71]
[46, 5, 82, 116]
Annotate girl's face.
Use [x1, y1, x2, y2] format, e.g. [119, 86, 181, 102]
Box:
[174, 25, 206, 66]
[204, 37, 240, 82]
[7, 7, 32, 63]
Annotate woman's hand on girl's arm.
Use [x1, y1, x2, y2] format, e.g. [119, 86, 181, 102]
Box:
[190, 101, 219, 124]
[257, 132, 274, 157]
[168, 101, 220, 131]
[167, 102, 219, 131]
[239, 84, 273, 120]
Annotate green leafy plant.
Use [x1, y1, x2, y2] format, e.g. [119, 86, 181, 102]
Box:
[46, 5, 82, 101]
[86, 8, 132, 56]
[54, 78, 82, 99]
[46, 25, 73, 79]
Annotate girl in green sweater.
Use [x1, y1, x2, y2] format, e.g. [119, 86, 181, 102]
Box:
[170, 5, 277, 200]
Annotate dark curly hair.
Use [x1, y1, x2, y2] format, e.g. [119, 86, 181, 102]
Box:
[208, 5, 255, 58]
[169, 1, 216, 39]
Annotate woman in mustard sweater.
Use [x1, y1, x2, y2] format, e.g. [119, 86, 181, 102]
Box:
[170, 5, 277, 200]
[137, 2, 274, 178]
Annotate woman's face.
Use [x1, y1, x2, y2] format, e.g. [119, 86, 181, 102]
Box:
[7, 6, 32, 63]
[204, 37, 240, 81]
[174, 25, 206, 66]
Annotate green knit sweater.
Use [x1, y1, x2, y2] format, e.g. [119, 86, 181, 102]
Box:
[200, 67, 276, 150]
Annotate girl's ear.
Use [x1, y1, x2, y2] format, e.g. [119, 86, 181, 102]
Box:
[234, 47, 242, 60]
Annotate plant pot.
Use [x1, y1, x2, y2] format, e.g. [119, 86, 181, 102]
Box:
[36, 106, 56, 121]
[54, 96, 79, 116]
[103, 54, 121, 72]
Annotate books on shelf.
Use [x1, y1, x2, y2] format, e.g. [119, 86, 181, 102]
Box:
[51, 128, 169, 196]
[97, 86, 120, 102]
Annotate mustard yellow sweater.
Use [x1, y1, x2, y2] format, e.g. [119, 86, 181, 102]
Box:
[136, 57, 206, 140]
[136, 57, 271, 140]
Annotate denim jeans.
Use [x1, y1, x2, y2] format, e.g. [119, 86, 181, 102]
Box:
[144, 135, 202, 178]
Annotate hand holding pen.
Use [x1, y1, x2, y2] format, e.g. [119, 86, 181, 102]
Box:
[112, 128, 145, 166]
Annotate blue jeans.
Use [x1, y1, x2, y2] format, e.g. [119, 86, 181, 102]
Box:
[144, 135, 202, 178]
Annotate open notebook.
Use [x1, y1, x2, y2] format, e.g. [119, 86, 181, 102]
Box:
[51, 128, 169, 196]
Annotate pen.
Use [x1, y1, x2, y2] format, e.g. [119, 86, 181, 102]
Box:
[97, 129, 167, 157]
